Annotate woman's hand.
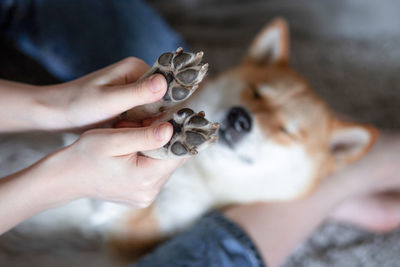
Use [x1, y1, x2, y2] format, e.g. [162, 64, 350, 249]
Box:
[39, 57, 168, 130]
[0, 121, 185, 234]
[0, 57, 167, 132]
[0, 57, 186, 234]
[47, 122, 183, 207]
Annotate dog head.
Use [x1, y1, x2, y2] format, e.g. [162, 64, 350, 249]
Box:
[191, 18, 378, 203]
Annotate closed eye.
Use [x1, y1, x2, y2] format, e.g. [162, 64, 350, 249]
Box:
[249, 84, 262, 100]
[279, 125, 300, 141]
[279, 126, 290, 134]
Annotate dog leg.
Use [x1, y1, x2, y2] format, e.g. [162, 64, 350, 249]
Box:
[142, 108, 219, 159]
[122, 47, 208, 121]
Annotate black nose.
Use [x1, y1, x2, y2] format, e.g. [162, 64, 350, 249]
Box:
[227, 107, 252, 132]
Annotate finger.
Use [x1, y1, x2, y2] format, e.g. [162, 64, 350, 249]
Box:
[96, 57, 150, 85]
[97, 122, 173, 155]
[113, 120, 142, 128]
[142, 113, 166, 127]
[105, 74, 168, 113]
[136, 157, 186, 185]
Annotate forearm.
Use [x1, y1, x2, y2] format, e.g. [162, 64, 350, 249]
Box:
[0, 79, 67, 132]
[0, 149, 79, 234]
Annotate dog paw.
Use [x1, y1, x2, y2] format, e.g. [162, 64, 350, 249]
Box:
[123, 48, 208, 120]
[141, 108, 219, 159]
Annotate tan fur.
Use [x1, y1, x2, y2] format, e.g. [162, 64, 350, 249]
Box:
[108, 205, 162, 262]
[236, 18, 377, 197]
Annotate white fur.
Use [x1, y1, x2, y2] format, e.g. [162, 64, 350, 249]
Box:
[249, 28, 282, 62]
[155, 74, 315, 234]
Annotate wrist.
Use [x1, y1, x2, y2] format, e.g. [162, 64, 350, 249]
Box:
[0, 147, 83, 233]
[32, 84, 72, 131]
[30, 147, 85, 207]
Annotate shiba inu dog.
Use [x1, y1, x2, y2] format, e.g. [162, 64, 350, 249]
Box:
[108, 17, 378, 259]
[0, 18, 377, 266]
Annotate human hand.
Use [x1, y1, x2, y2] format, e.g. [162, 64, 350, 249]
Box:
[35, 57, 167, 130]
[0, 120, 185, 234]
[42, 122, 185, 208]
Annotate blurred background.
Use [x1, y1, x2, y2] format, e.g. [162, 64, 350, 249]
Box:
[1, 0, 400, 266]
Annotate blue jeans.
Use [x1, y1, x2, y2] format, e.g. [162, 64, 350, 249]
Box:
[133, 212, 265, 267]
[0, 0, 186, 81]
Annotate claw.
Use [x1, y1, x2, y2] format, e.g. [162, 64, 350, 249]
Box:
[201, 63, 208, 70]
[191, 51, 204, 66]
[212, 122, 220, 129]
[189, 148, 198, 155]
[200, 63, 209, 73]
[176, 47, 184, 54]
[189, 84, 199, 91]
[209, 135, 218, 144]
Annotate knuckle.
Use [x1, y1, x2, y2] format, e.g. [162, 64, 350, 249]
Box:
[140, 179, 156, 189]
[142, 128, 156, 146]
[137, 201, 151, 208]
[76, 130, 96, 148]
[77, 129, 113, 154]
[141, 190, 159, 202]
[135, 78, 149, 93]
[123, 56, 140, 65]
[123, 57, 147, 71]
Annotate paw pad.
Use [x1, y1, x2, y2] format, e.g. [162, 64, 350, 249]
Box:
[153, 48, 208, 103]
[165, 108, 219, 157]
[123, 48, 208, 121]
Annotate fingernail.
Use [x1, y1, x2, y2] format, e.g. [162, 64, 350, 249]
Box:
[150, 74, 165, 93]
[154, 123, 172, 141]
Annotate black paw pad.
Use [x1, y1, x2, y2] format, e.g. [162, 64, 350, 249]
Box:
[172, 86, 190, 101]
[177, 108, 194, 117]
[186, 131, 206, 146]
[189, 116, 208, 126]
[158, 52, 173, 66]
[171, 141, 187, 156]
[177, 69, 198, 85]
[173, 53, 192, 70]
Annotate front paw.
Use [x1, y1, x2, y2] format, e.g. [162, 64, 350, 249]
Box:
[156, 47, 208, 102]
[141, 108, 219, 159]
[124, 48, 208, 121]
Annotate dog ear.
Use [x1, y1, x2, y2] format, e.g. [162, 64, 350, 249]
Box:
[329, 120, 378, 168]
[245, 17, 289, 66]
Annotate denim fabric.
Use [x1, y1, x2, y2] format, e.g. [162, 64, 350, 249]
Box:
[133, 212, 266, 267]
[0, 0, 186, 81]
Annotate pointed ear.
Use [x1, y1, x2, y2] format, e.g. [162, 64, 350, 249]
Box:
[245, 17, 289, 66]
[330, 120, 378, 168]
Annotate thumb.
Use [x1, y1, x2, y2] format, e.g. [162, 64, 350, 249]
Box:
[107, 74, 168, 112]
[100, 122, 173, 156]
